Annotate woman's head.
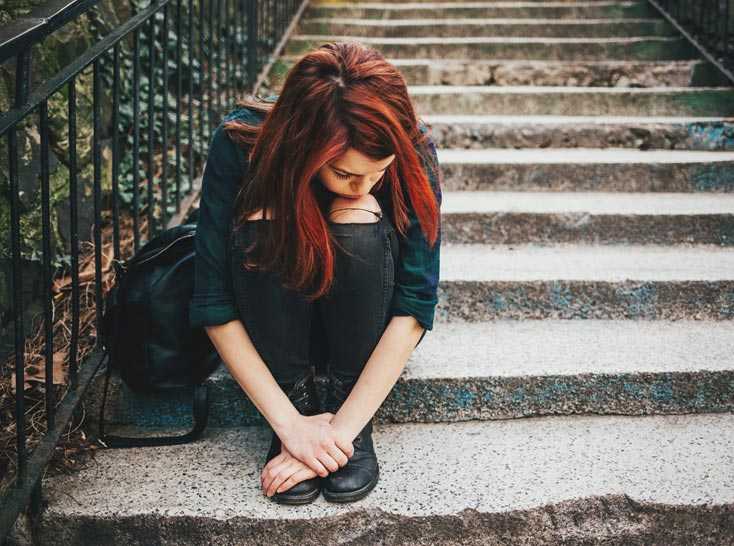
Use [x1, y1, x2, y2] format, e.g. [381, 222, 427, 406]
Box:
[317, 147, 395, 200]
[223, 40, 440, 300]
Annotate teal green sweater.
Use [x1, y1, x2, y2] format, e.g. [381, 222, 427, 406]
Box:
[189, 102, 442, 332]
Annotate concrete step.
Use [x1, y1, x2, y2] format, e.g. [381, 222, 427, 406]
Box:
[272, 58, 731, 88]
[305, 1, 658, 19]
[312, 0, 651, 3]
[410, 85, 734, 116]
[285, 35, 698, 61]
[421, 115, 734, 150]
[298, 17, 676, 38]
[312, 0, 655, 3]
[440, 190, 734, 245]
[394, 58, 729, 87]
[85, 319, 734, 428]
[436, 148, 734, 192]
[437, 243, 734, 321]
[37, 414, 734, 544]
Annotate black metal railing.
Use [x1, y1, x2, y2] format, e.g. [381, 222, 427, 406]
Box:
[649, 0, 734, 83]
[0, 0, 305, 542]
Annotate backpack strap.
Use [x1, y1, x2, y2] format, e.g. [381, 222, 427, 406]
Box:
[97, 368, 209, 448]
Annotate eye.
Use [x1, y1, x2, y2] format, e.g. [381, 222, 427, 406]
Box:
[335, 172, 352, 180]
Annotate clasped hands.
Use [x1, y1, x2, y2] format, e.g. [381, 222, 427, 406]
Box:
[261, 412, 354, 497]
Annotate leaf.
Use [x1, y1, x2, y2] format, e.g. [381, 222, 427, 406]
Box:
[10, 350, 69, 394]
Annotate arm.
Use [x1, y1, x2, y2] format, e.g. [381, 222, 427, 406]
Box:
[192, 113, 301, 432]
[332, 121, 442, 441]
[260, 315, 423, 497]
[329, 315, 424, 441]
[204, 320, 302, 437]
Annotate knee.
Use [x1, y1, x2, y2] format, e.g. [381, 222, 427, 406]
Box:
[328, 194, 382, 224]
[245, 207, 275, 221]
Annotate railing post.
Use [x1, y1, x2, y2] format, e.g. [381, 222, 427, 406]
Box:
[247, 0, 258, 89]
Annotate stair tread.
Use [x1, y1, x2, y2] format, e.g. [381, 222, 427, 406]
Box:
[311, 1, 649, 9]
[405, 320, 734, 377]
[423, 113, 734, 122]
[436, 147, 734, 162]
[295, 34, 681, 44]
[438, 243, 734, 280]
[210, 319, 734, 380]
[441, 191, 734, 214]
[42, 414, 734, 518]
[303, 16, 666, 24]
[410, 84, 734, 93]
[283, 57, 701, 66]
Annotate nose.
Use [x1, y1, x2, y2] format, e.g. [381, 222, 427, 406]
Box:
[351, 175, 380, 194]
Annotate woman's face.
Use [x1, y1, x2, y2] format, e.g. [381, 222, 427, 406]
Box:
[317, 147, 395, 200]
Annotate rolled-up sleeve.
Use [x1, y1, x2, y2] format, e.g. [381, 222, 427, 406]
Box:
[389, 122, 442, 331]
[189, 118, 246, 329]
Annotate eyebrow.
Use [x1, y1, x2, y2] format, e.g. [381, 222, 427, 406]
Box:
[331, 158, 394, 177]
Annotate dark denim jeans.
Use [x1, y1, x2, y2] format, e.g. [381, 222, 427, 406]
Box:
[229, 213, 423, 385]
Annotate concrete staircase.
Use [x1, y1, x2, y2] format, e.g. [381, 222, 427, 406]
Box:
[37, 1, 734, 544]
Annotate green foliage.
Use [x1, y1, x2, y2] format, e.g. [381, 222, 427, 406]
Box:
[0, 0, 249, 266]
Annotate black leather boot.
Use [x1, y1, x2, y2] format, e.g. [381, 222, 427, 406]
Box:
[264, 369, 321, 504]
[321, 372, 379, 503]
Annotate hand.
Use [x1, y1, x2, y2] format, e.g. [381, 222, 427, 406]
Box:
[276, 412, 354, 477]
[261, 444, 318, 497]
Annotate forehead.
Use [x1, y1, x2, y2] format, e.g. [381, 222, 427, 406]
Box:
[331, 148, 395, 172]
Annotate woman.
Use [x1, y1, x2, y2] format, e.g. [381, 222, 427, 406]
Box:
[189, 41, 442, 504]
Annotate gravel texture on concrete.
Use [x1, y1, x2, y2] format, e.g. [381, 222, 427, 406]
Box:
[36, 414, 734, 545]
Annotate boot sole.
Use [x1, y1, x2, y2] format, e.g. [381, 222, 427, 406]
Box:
[271, 485, 321, 505]
[322, 471, 379, 503]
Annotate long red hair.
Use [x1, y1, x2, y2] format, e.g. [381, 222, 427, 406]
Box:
[222, 40, 440, 301]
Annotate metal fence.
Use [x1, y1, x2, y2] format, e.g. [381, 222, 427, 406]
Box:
[0, 0, 305, 541]
[649, 0, 734, 83]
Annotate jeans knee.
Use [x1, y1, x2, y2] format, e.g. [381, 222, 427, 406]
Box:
[328, 194, 382, 224]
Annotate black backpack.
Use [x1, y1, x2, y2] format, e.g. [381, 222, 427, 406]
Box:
[96, 221, 222, 447]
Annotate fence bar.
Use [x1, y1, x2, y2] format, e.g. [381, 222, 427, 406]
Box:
[225, 0, 231, 108]
[132, 28, 142, 252]
[198, 0, 205, 165]
[175, 0, 183, 213]
[112, 43, 122, 261]
[67, 77, 80, 388]
[649, 0, 734, 84]
[92, 59, 104, 340]
[147, 15, 156, 239]
[39, 100, 55, 430]
[247, 0, 257, 88]
[161, 3, 170, 229]
[215, 0, 222, 120]
[9, 101, 27, 492]
[208, 0, 214, 138]
[187, 0, 194, 193]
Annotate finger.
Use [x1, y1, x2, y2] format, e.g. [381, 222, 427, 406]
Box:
[263, 459, 295, 493]
[317, 451, 340, 473]
[276, 467, 318, 494]
[262, 457, 289, 491]
[267, 462, 299, 497]
[327, 444, 349, 468]
[307, 456, 330, 477]
[280, 445, 328, 477]
[334, 438, 355, 459]
[261, 453, 286, 482]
